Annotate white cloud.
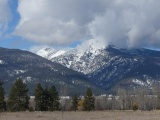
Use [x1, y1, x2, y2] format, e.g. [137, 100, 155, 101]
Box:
[88, 0, 160, 48]
[16, 0, 160, 49]
[16, 0, 106, 45]
[76, 37, 107, 53]
[0, 0, 10, 37]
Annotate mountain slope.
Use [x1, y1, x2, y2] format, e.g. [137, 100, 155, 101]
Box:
[36, 45, 160, 92]
[37, 46, 109, 74]
[0, 47, 104, 95]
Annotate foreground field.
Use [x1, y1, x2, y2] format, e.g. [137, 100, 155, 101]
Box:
[0, 111, 160, 120]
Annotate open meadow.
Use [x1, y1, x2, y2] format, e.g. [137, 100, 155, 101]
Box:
[1, 111, 160, 120]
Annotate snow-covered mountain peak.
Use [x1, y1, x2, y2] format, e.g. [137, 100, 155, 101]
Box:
[76, 39, 106, 54]
[36, 47, 55, 58]
[36, 47, 66, 60]
[36, 45, 109, 74]
[85, 44, 105, 55]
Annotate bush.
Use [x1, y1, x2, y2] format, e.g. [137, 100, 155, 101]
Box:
[29, 107, 34, 112]
[132, 104, 138, 111]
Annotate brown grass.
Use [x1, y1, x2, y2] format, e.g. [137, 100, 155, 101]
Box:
[0, 110, 160, 120]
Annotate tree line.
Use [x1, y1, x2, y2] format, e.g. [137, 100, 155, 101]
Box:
[0, 79, 95, 112]
[1, 78, 160, 112]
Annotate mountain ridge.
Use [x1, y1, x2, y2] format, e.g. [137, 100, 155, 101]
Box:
[0, 47, 104, 95]
[36, 45, 160, 92]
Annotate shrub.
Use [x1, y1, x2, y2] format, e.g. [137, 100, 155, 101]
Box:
[29, 107, 34, 112]
[132, 104, 138, 111]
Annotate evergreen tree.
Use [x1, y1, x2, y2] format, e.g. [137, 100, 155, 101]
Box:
[7, 79, 29, 111]
[71, 95, 78, 111]
[43, 86, 51, 111]
[0, 81, 6, 111]
[83, 88, 95, 111]
[49, 85, 60, 111]
[34, 83, 45, 111]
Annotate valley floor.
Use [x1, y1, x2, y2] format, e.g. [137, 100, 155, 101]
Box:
[0, 111, 160, 120]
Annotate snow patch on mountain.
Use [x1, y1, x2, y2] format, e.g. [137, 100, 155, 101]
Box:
[0, 60, 5, 64]
[36, 47, 66, 60]
[51, 50, 66, 58]
[23, 76, 35, 83]
[132, 79, 145, 86]
[36, 48, 54, 58]
[132, 77, 154, 89]
[7, 70, 27, 77]
[14, 70, 26, 74]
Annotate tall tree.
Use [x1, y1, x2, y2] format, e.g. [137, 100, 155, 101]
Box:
[49, 85, 60, 111]
[0, 81, 6, 111]
[34, 83, 45, 111]
[83, 88, 95, 111]
[71, 95, 78, 111]
[43, 86, 51, 111]
[7, 79, 29, 111]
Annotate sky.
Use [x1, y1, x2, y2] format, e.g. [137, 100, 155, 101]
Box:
[1, 0, 160, 52]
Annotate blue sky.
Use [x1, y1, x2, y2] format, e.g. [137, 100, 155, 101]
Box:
[0, 0, 34, 50]
[0, 0, 81, 50]
[1, 0, 160, 51]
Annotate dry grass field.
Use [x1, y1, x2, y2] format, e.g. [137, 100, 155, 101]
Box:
[0, 111, 160, 120]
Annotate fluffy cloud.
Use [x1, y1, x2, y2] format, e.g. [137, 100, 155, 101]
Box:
[16, 0, 160, 48]
[0, 0, 10, 37]
[89, 0, 160, 48]
[16, 0, 104, 45]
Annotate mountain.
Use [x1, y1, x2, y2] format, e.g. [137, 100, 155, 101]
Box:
[88, 46, 160, 92]
[36, 45, 160, 92]
[36, 47, 66, 60]
[0, 47, 104, 95]
[37, 45, 109, 75]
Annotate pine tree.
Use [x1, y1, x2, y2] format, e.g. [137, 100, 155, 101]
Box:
[71, 95, 78, 111]
[83, 88, 95, 111]
[0, 81, 6, 111]
[7, 79, 29, 111]
[49, 85, 60, 111]
[34, 83, 45, 111]
[43, 86, 51, 111]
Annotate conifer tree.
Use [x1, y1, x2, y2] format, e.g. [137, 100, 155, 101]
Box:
[71, 95, 78, 111]
[0, 81, 6, 111]
[43, 86, 51, 111]
[83, 88, 95, 111]
[49, 85, 60, 111]
[34, 83, 45, 111]
[7, 79, 29, 111]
